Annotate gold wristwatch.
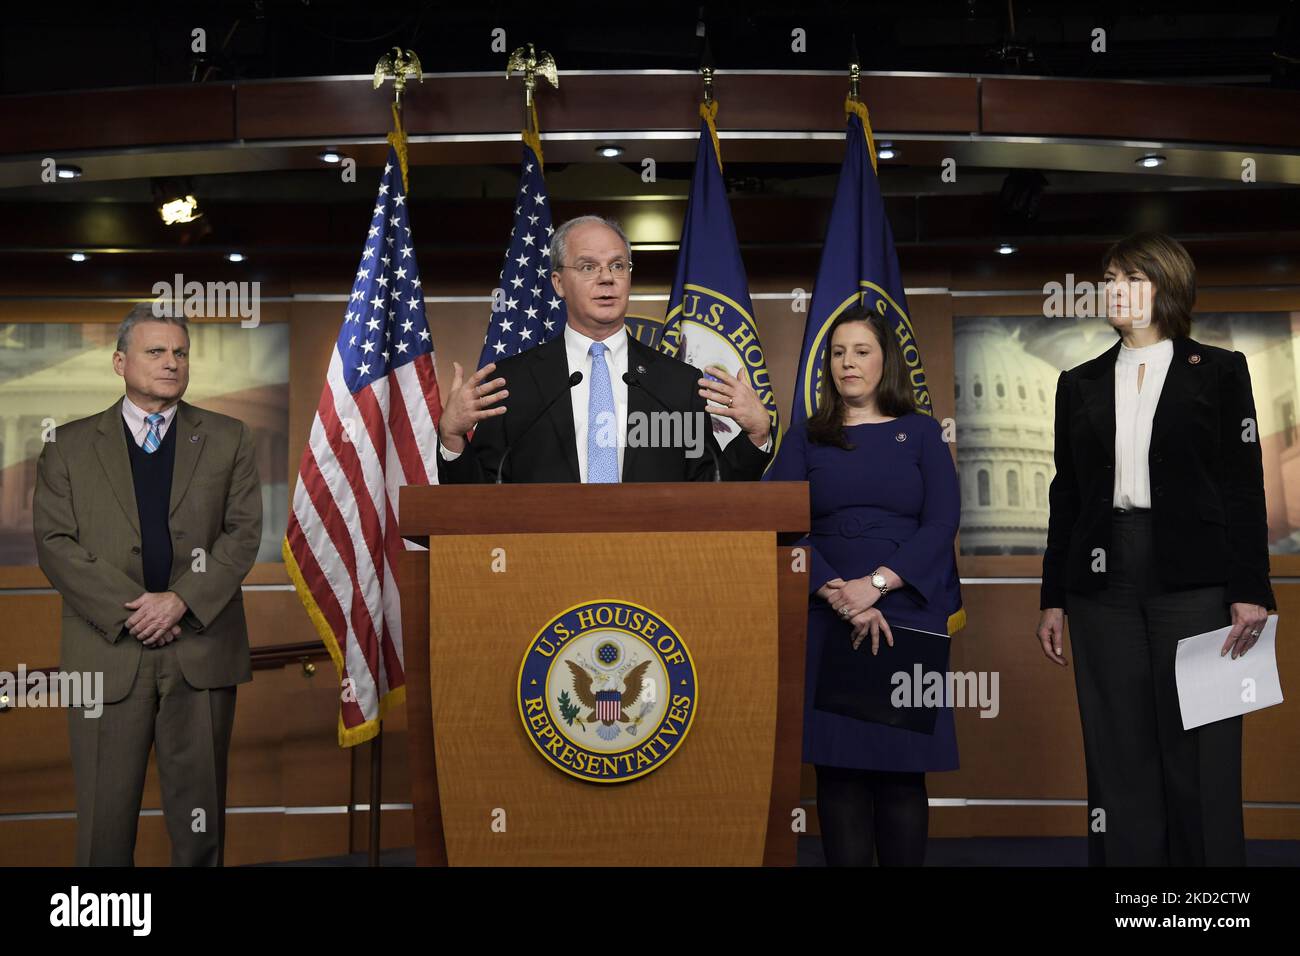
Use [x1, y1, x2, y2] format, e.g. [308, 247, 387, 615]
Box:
[871, 570, 889, 596]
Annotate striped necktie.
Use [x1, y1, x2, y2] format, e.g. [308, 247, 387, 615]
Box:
[586, 342, 619, 483]
[142, 413, 165, 454]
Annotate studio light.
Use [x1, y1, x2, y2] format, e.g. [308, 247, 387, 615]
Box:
[159, 194, 202, 225]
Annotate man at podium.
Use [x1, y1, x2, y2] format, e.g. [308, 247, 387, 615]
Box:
[434, 215, 773, 483]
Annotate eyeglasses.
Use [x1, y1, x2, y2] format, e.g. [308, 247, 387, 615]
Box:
[558, 259, 633, 280]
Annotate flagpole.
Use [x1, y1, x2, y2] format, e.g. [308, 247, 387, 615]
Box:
[478, 44, 564, 371]
[507, 43, 559, 168]
[698, 41, 722, 175]
[845, 35, 878, 174]
[700, 35, 714, 107]
[365, 46, 422, 868]
[849, 34, 860, 102]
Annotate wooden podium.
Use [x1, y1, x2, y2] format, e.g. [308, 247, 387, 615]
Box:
[398, 482, 809, 866]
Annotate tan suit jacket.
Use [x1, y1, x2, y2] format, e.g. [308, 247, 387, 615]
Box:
[33, 398, 262, 703]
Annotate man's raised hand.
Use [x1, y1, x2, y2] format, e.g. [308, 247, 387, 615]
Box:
[439, 361, 508, 452]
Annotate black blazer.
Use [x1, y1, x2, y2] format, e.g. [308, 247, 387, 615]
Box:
[1042, 335, 1274, 612]
[437, 332, 773, 484]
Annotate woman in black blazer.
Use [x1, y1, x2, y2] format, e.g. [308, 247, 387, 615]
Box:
[1035, 232, 1274, 867]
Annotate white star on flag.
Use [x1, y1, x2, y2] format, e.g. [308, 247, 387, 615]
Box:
[478, 139, 566, 367]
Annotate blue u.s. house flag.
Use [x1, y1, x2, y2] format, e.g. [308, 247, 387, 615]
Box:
[792, 97, 963, 635]
[660, 100, 779, 450]
[479, 117, 566, 369]
[791, 97, 932, 428]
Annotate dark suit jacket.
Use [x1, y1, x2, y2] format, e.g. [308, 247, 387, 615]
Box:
[437, 332, 773, 483]
[1041, 335, 1275, 612]
[33, 398, 263, 702]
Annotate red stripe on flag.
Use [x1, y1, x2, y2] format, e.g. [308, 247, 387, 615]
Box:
[385, 370, 430, 485]
[287, 515, 369, 730]
[351, 386, 390, 479]
[379, 496, 405, 687]
[316, 391, 390, 604]
[411, 352, 442, 429]
[298, 443, 383, 692]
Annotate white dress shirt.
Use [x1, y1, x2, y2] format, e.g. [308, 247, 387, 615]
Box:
[121, 395, 179, 448]
[1113, 337, 1174, 510]
[438, 325, 629, 482]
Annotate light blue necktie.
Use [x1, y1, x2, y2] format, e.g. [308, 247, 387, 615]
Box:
[586, 342, 618, 483]
[142, 413, 165, 454]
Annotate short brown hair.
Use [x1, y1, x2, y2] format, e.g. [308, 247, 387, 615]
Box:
[116, 302, 190, 353]
[806, 303, 917, 449]
[1102, 232, 1196, 338]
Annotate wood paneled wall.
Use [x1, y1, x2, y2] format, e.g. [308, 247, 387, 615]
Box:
[2, 242, 1298, 866]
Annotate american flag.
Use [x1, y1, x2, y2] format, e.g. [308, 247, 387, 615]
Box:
[283, 145, 441, 747]
[477, 141, 566, 368]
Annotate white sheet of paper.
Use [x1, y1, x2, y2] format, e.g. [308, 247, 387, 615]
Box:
[1174, 614, 1284, 730]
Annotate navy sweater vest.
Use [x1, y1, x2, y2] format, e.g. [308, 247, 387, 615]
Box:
[124, 416, 176, 593]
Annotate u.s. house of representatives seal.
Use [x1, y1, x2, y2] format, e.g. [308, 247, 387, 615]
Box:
[517, 599, 698, 783]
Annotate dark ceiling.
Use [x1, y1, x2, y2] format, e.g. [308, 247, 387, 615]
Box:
[2, 0, 1299, 94]
[4, 0, 1300, 262]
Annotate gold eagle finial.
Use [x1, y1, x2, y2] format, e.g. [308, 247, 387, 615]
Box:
[373, 47, 423, 107]
[506, 43, 559, 110]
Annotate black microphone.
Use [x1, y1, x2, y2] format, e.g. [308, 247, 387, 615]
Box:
[623, 370, 721, 482]
[496, 370, 583, 484]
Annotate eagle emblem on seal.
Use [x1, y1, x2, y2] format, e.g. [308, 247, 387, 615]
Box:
[565, 659, 653, 741]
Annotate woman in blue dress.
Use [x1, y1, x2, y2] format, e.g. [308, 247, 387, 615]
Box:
[765, 303, 963, 866]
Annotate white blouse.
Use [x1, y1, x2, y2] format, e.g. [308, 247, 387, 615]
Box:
[1113, 337, 1175, 510]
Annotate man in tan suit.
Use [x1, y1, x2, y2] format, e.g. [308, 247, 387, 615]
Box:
[33, 304, 262, 866]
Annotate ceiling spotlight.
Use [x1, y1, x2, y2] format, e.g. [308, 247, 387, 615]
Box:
[876, 142, 896, 160]
[596, 144, 624, 158]
[67, 252, 88, 262]
[225, 252, 245, 263]
[997, 242, 1017, 255]
[319, 150, 343, 164]
[56, 164, 83, 180]
[159, 194, 202, 225]
[1136, 154, 1166, 168]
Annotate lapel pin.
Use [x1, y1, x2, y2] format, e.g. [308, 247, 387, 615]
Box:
[190, 435, 200, 442]
[1188, 354, 1201, 365]
[895, 431, 907, 442]
[636, 364, 646, 375]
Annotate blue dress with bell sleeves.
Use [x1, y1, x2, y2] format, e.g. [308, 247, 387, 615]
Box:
[763, 412, 962, 771]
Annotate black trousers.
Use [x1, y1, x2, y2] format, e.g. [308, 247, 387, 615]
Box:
[1067, 508, 1245, 866]
[814, 765, 929, 866]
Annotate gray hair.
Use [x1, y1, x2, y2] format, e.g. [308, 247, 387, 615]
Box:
[549, 215, 631, 272]
[116, 302, 190, 352]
